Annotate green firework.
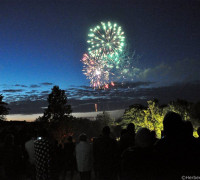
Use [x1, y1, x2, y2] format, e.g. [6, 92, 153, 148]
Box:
[87, 21, 125, 59]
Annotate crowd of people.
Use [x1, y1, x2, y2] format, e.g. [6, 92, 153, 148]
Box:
[0, 111, 200, 180]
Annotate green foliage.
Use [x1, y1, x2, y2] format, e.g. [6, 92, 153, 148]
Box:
[40, 86, 72, 122]
[167, 99, 200, 137]
[168, 99, 191, 121]
[190, 102, 200, 127]
[144, 99, 165, 137]
[120, 100, 164, 138]
[120, 99, 200, 138]
[121, 104, 146, 130]
[0, 95, 9, 121]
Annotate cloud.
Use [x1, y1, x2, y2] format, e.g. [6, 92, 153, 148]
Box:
[66, 81, 200, 112]
[26, 90, 38, 94]
[138, 63, 171, 81]
[66, 81, 154, 100]
[109, 81, 154, 89]
[169, 58, 200, 82]
[136, 58, 200, 84]
[40, 82, 53, 86]
[41, 91, 50, 94]
[29, 82, 53, 89]
[14, 84, 28, 88]
[30, 84, 41, 88]
[6, 81, 200, 115]
[2, 57, 200, 118]
[67, 81, 200, 112]
[8, 100, 47, 114]
[2, 89, 24, 93]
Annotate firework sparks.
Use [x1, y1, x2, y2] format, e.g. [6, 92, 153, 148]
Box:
[81, 54, 110, 88]
[87, 22, 125, 59]
[81, 21, 138, 89]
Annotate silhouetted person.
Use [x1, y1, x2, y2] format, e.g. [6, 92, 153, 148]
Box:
[183, 121, 198, 148]
[93, 126, 118, 180]
[34, 128, 55, 180]
[197, 127, 200, 148]
[155, 112, 191, 179]
[118, 129, 127, 154]
[183, 121, 199, 173]
[119, 123, 136, 179]
[53, 140, 64, 179]
[25, 130, 36, 180]
[150, 130, 158, 145]
[76, 133, 93, 180]
[119, 123, 135, 154]
[1, 134, 23, 180]
[62, 136, 76, 180]
[120, 129, 127, 136]
[197, 127, 200, 140]
[121, 128, 156, 180]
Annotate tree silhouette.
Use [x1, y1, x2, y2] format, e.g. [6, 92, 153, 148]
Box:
[0, 94, 9, 121]
[41, 86, 72, 122]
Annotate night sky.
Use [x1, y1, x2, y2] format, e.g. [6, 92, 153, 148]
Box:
[0, 0, 200, 121]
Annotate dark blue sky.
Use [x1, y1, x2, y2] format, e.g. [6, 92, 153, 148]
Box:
[0, 0, 200, 120]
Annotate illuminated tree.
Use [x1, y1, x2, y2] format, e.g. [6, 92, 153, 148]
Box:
[0, 95, 9, 121]
[168, 99, 192, 121]
[121, 104, 146, 130]
[190, 101, 200, 123]
[121, 98, 200, 138]
[167, 99, 200, 137]
[121, 100, 165, 138]
[143, 99, 165, 138]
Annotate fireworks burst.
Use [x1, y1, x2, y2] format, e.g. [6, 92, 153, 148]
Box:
[87, 22, 125, 59]
[81, 54, 110, 88]
[81, 21, 137, 89]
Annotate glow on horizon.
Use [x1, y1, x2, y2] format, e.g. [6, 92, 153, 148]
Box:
[6, 109, 125, 122]
[7, 114, 42, 122]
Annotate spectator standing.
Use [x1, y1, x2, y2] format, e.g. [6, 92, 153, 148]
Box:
[93, 126, 118, 180]
[1, 133, 23, 180]
[62, 136, 76, 180]
[119, 123, 135, 154]
[34, 128, 55, 180]
[76, 133, 93, 180]
[25, 135, 36, 179]
[121, 128, 155, 180]
[155, 112, 187, 179]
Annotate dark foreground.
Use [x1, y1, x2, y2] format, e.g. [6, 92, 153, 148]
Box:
[1, 112, 200, 180]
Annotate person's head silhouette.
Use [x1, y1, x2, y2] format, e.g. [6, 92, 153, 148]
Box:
[102, 126, 110, 136]
[163, 112, 183, 138]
